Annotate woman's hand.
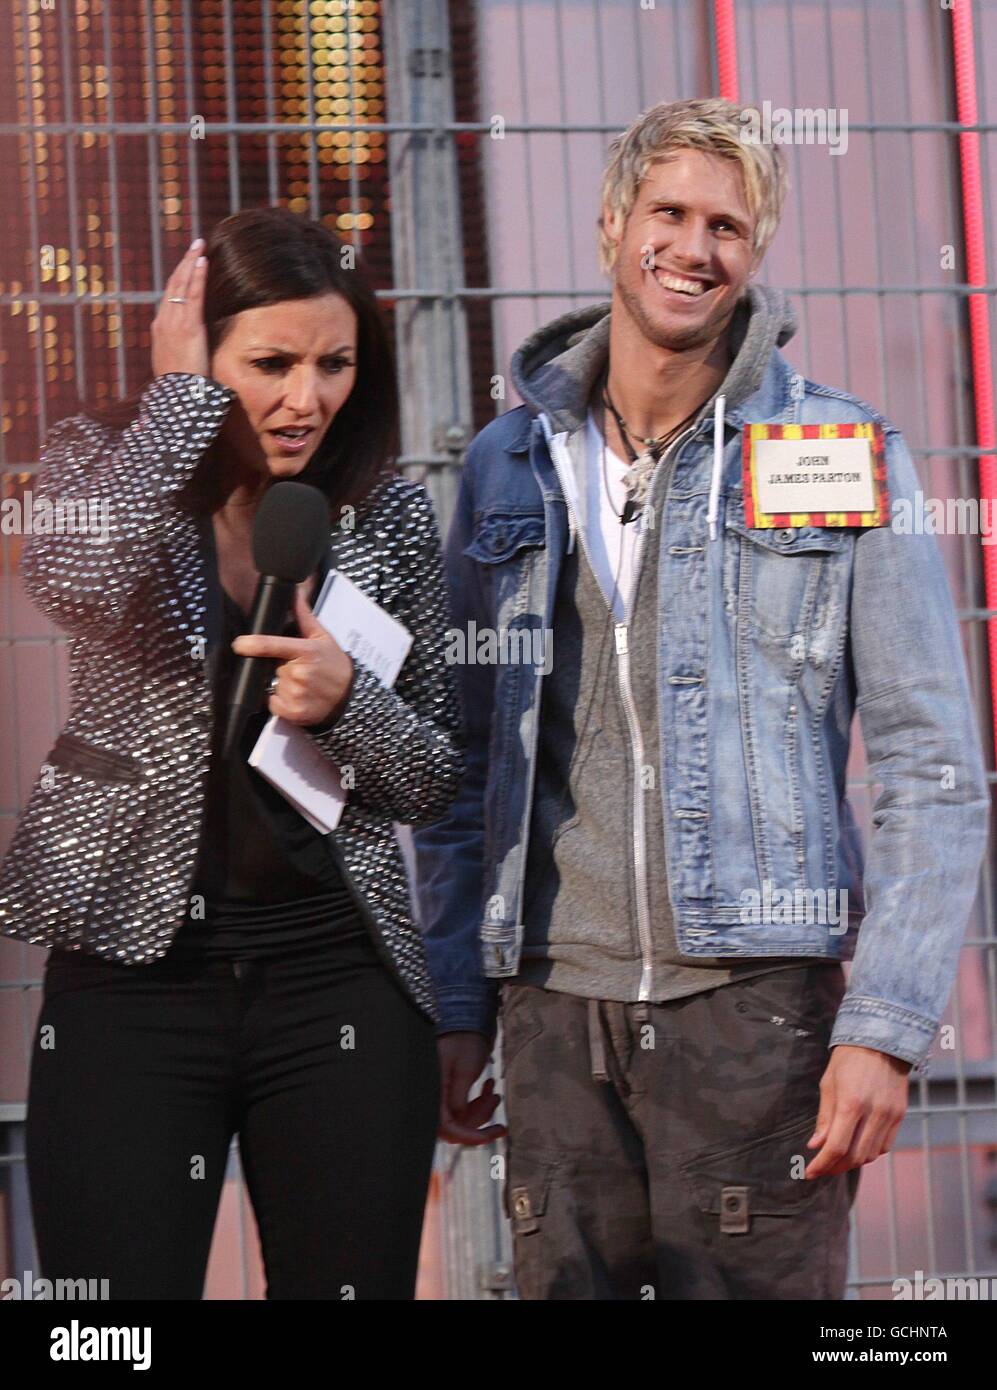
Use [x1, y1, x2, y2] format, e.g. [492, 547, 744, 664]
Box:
[231, 586, 355, 728]
[151, 238, 211, 379]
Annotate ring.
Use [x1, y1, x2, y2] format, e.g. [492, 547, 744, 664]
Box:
[267, 675, 279, 696]
[167, 295, 187, 304]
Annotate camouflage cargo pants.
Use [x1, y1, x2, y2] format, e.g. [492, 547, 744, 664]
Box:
[500, 964, 861, 1300]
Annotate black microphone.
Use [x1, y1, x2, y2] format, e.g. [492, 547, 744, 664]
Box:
[221, 481, 331, 759]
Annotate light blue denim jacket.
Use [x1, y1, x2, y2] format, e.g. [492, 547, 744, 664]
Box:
[412, 290, 990, 1067]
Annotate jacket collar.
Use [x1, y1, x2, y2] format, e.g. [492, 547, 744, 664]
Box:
[513, 344, 799, 454]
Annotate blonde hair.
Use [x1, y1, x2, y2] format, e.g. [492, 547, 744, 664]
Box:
[598, 97, 788, 274]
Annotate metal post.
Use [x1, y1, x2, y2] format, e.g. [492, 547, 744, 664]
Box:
[381, 0, 472, 536]
[382, 1, 511, 1298]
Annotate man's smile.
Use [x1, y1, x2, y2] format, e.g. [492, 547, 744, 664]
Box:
[652, 268, 722, 307]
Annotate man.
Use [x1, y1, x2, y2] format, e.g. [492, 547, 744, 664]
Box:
[412, 98, 990, 1299]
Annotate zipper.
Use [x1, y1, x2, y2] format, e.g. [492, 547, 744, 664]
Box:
[502, 662, 546, 973]
[546, 418, 700, 1002]
[614, 616, 655, 998]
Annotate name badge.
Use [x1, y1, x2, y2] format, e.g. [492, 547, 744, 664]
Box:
[742, 423, 890, 528]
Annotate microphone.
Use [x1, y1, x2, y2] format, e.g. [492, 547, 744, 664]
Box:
[221, 481, 331, 759]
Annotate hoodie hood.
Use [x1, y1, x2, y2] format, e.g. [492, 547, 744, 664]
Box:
[509, 282, 798, 543]
[510, 282, 797, 437]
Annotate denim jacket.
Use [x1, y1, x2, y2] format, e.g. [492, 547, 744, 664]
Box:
[412, 298, 990, 1067]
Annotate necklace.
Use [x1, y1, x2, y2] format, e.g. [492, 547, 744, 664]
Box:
[599, 428, 639, 527]
[599, 372, 703, 522]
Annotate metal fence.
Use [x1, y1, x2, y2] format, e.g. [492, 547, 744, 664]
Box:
[1, 0, 995, 1299]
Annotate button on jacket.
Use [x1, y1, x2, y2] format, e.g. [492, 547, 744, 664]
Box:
[0, 372, 464, 1023]
[412, 288, 991, 1065]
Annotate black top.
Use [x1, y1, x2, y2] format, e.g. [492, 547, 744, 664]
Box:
[167, 550, 369, 962]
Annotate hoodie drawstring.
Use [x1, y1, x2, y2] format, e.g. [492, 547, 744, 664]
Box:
[707, 394, 726, 542]
[539, 412, 578, 553]
[544, 397, 728, 547]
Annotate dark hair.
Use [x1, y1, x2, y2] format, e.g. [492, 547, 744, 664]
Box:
[84, 208, 400, 516]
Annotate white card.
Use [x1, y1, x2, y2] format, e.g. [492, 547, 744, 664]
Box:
[248, 569, 412, 833]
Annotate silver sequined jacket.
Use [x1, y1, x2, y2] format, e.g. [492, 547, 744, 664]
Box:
[0, 372, 464, 1023]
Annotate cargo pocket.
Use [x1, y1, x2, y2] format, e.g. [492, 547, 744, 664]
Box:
[682, 1113, 852, 1298]
[504, 1154, 556, 1234]
[503, 1151, 563, 1300]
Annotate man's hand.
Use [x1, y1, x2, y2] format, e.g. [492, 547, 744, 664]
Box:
[437, 1032, 508, 1146]
[232, 586, 354, 728]
[805, 1043, 911, 1178]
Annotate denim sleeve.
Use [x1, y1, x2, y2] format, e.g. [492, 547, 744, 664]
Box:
[410, 442, 501, 1039]
[829, 426, 991, 1066]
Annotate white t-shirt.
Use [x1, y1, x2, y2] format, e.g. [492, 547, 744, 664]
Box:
[583, 408, 645, 622]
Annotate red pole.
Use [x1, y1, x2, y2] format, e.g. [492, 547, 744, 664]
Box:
[951, 0, 997, 760]
[713, 0, 740, 102]
[713, 0, 996, 758]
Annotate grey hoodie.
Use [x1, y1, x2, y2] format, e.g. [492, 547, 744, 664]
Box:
[509, 285, 833, 1002]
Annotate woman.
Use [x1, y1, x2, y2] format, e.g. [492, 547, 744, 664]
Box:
[0, 208, 463, 1299]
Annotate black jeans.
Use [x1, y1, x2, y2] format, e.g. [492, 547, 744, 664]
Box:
[26, 927, 440, 1300]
